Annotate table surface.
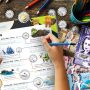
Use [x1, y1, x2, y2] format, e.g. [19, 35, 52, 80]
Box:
[0, 0, 73, 22]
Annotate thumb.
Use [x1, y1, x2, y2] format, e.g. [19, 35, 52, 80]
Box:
[42, 37, 51, 51]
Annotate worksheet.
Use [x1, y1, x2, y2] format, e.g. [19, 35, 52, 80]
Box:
[0, 25, 55, 90]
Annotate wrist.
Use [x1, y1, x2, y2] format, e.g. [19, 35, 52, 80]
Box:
[53, 59, 65, 69]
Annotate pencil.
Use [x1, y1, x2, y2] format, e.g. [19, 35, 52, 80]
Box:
[49, 42, 76, 46]
[37, 0, 50, 14]
[25, 0, 40, 9]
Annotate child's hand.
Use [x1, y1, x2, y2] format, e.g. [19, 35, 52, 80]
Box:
[42, 34, 64, 67]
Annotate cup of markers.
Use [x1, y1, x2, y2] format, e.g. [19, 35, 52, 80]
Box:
[70, 0, 90, 24]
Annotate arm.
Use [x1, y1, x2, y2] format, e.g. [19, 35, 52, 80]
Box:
[42, 34, 70, 90]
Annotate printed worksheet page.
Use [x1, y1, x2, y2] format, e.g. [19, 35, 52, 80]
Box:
[0, 25, 55, 90]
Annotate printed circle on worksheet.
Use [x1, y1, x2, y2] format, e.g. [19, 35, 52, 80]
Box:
[33, 77, 43, 88]
[29, 55, 37, 63]
[16, 47, 22, 53]
[19, 70, 30, 80]
[22, 32, 29, 39]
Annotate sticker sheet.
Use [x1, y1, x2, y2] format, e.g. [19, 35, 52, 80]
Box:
[0, 25, 55, 90]
[68, 73, 90, 90]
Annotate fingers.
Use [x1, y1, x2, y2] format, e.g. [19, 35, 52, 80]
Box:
[42, 36, 51, 51]
[44, 34, 59, 42]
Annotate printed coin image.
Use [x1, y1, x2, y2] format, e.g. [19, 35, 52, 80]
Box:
[22, 32, 29, 39]
[57, 7, 67, 16]
[19, 70, 30, 80]
[5, 9, 14, 19]
[16, 47, 22, 53]
[58, 20, 67, 29]
[33, 77, 43, 87]
[18, 12, 30, 23]
[48, 9, 56, 16]
[29, 55, 37, 63]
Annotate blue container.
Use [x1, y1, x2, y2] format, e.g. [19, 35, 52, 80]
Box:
[70, 4, 88, 24]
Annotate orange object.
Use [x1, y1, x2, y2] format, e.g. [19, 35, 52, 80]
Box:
[25, 0, 40, 9]
[45, 16, 52, 27]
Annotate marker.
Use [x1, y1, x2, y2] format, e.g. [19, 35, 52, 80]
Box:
[25, 0, 40, 9]
[49, 42, 76, 46]
[37, 0, 50, 15]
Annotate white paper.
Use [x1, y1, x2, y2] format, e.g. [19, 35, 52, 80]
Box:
[0, 25, 55, 90]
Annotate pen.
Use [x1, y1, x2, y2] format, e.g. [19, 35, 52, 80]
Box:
[49, 42, 76, 46]
[25, 0, 40, 9]
[37, 0, 50, 14]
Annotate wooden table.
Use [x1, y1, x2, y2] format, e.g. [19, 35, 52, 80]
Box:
[0, 0, 73, 22]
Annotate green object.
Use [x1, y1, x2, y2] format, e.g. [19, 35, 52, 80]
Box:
[43, 53, 50, 62]
[81, 16, 90, 22]
[82, 19, 90, 22]
[31, 28, 38, 36]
